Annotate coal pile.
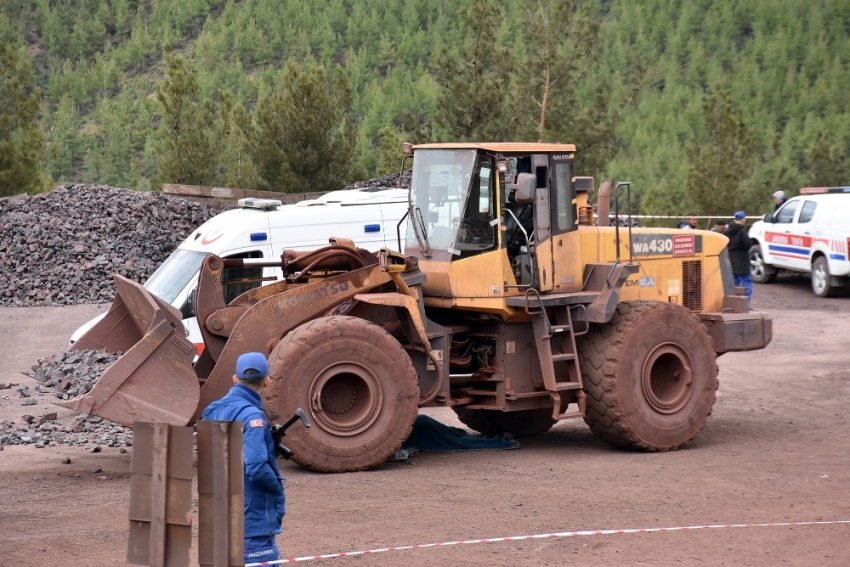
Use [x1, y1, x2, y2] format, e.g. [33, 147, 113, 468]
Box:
[30, 348, 121, 401]
[0, 183, 214, 307]
[343, 170, 411, 191]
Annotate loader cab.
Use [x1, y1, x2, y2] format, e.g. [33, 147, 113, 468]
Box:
[406, 143, 579, 304]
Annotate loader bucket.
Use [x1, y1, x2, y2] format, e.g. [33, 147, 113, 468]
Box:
[55, 275, 200, 427]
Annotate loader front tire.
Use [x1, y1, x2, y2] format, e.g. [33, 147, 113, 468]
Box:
[453, 407, 556, 437]
[577, 301, 718, 451]
[266, 316, 419, 473]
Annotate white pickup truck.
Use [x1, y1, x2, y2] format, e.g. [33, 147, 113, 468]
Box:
[71, 187, 409, 350]
[748, 187, 850, 297]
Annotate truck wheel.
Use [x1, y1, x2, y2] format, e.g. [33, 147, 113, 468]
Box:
[266, 316, 419, 473]
[811, 256, 839, 298]
[453, 407, 556, 437]
[749, 245, 777, 283]
[577, 301, 718, 451]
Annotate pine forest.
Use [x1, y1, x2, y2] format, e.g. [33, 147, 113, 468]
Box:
[1, 0, 849, 218]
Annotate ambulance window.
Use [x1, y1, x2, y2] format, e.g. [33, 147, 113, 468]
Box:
[221, 251, 264, 304]
[774, 200, 798, 224]
[798, 201, 817, 224]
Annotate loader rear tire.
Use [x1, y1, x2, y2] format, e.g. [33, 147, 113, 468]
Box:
[577, 301, 718, 451]
[266, 316, 419, 473]
[453, 408, 556, 437]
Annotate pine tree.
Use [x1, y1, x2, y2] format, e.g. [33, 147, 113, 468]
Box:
[804, 130, 849, 188]
[686, 84, 759, 216]
[433, 0, 513, 141]
[239, 63, 364, 193]
[517, 0, 642, 176]
[47, 95, 81, 182]
[516, 0, 600, 141]
[376, 126, 404, 176]
[0, 42, 47, 196]
[151, 54, 222, 188]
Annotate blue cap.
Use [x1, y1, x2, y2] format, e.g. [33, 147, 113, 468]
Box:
[734, 211, 746, 219]
[236, 352, 269, 380]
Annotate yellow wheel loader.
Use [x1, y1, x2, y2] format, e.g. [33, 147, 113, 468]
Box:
[63, 143, 771, 472]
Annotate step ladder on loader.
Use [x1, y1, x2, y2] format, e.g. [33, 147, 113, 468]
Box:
[525, 288, 587, 422]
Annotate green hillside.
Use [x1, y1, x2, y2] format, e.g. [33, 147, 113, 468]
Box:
[1, 0, 848, 216]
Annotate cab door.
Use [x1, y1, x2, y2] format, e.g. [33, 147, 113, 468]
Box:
[548, 153, 583, 292]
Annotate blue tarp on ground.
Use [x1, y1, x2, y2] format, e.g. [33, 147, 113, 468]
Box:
[401, 414, 520, 452]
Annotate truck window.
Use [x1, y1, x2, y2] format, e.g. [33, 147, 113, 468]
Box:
[222, 250, 264, 304]
[797, 201, 817, 224]
[774, 200, 799, 224]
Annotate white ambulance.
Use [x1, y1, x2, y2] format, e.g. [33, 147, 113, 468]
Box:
[748, 187, 850, 297]
[70, 187, 410, 350]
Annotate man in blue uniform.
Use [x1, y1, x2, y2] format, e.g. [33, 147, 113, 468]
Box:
[202, 352, 285, 565]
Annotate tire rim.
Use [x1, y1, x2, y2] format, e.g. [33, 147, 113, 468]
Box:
[750, 252, 765, 278]
[310, 362, 382, 436]
[813, 263, 827, 294]
[641, 343, 694, 414]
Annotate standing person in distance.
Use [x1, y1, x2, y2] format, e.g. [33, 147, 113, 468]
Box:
[773, 190, 788, 211]
[710, 220, 727, 234]
[677, 213, 698, 230]
[726, 211, 753, 305]
[202, 352, 285, 565]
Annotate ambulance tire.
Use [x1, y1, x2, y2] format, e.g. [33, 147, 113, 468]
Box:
[811, 256, 840, 298]
[749, 245, 777, 284]
[266, 316, 419, 473]
[452, 407, 556, 437]
[577, 301, 718, 451]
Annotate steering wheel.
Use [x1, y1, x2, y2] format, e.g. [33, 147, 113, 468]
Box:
[459, 217, 490, 240]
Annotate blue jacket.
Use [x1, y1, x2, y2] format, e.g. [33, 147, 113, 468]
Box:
[202, 384, 285, 538]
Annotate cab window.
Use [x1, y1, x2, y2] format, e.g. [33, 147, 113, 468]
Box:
[455, 155, 496, 252]
[551, 158, 575, 233]
[775, 200, 799, 224]
[222, 251, 264, 304]
[797, 201, 817, 224]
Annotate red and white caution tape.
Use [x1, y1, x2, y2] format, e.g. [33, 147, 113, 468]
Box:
[245, 519, 850, 565]
[609, 214, 756, 219]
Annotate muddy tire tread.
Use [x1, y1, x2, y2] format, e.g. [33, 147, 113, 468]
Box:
[577, 301, 718, 452]
[266, 316, 419, 473]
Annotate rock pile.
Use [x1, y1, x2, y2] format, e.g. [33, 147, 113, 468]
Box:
[0, 183, 214, 307]
[0, 349, 131, 449]
[0, 414, 131, 449]
[30, 348, 122, 401]
[343, 170, 411, 191]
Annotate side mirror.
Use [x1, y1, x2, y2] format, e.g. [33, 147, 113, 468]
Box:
[762, 213, 774, 223]
[511, 173, 536, 203]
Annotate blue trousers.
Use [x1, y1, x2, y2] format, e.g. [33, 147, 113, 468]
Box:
[734, 273, 753, 303]
[245, 534, 280, 565]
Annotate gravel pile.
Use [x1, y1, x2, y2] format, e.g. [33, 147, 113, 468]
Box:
[30, 348, 122, 401]
[0, 183, 214, 307]
[343, 170, 411, 191]
[0, 348, 132, 449]
[0, 414, 131, 449]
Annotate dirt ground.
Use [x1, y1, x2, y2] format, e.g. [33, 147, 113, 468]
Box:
[1, 273, 848, 567]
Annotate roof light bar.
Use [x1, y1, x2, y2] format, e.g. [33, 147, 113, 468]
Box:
[799, 187, 850, 195]
[238, 198, 282, 210]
